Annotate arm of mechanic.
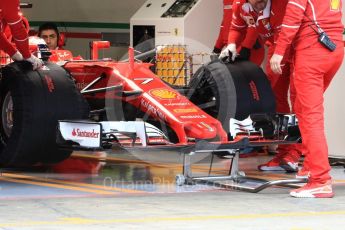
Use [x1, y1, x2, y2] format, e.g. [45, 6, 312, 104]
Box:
[228, 0, 248, 45]
[214, 30, 226, 54]
[219, 0, 247, 60]
[213, 1, 234, 54]
[238, 27, 259, 60]
[0, 31, 18, 58]
[271, 0, 307, 74]
[2, 0, 43, 69]
[2, 0, 31, 59]
[213, 9, 229, 54]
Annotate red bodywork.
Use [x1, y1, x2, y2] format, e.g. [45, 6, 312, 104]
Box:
[52, 46, 228, 144]
[0, 30, 228, 144]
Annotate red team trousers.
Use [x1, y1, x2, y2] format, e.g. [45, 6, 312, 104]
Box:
[293, 41, 344, 182]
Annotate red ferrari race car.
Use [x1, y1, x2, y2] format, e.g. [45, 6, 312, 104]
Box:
[0, 30, 303, 191]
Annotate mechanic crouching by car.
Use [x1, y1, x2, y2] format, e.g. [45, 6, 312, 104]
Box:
[220, 0, 303, 173]
[0, 0, 43, 70]
[270, 0, 344, 198]
[214, 0, 264, 66]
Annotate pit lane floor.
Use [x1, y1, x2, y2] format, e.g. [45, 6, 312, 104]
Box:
[0, 149, 345, 229]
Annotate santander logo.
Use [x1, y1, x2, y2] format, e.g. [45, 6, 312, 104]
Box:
[72, 128, 100, 138]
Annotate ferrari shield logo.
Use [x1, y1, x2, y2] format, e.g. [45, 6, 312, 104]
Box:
[330, 0, 340, 11]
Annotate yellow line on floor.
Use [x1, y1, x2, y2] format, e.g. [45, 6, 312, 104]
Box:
[72, 153, 171, 166]
[2, 173, 145, 194]
[0, 176, 116, 195]
[0, 211, 345, 227]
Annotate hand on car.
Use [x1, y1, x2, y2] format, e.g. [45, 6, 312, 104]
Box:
[219, 43, 237, 61]
[26, 55, 44, 70]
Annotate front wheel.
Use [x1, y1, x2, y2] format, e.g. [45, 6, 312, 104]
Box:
[188, 60, 276, 134]
[0, 91, 13, 142]
[0, 61, 89, 166]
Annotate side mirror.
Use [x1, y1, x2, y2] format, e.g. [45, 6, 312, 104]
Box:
[90, 41, 110, 60]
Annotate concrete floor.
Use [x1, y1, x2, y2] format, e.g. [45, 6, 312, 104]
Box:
[1, 148, 345, 229]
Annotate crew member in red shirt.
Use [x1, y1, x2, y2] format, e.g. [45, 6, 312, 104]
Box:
[270, 0, 343, 198]
[214, 0, 264, 66]
[0, 0, 43, 69]
[221, 0, 303, 172]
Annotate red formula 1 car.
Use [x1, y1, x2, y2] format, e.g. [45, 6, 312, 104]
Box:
[0, 37, 304, 191]
[0, 39, 298, 158]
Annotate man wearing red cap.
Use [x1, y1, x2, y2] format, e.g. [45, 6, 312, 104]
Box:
[0, 0, 43, 69]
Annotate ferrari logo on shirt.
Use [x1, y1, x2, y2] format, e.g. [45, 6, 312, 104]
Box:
[330, 0, 340, 11]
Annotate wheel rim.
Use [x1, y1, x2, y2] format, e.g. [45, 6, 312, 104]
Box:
[2, 92, 13, 138]
[188, 79, 219, 118]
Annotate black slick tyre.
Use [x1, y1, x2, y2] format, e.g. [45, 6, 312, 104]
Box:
[0, 61, 89, 166]
[188, 60, 275, 134]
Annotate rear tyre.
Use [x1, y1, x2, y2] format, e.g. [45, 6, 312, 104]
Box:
[0, 61, 89, 166]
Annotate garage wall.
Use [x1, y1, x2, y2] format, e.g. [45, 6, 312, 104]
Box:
[24, 0, 146, 22]
[323, 3, 345, 157]
[325, 63, 345, 157]
[23, 0, 147, 58]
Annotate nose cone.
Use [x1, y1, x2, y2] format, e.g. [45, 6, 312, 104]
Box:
[184, 122, 218, 140]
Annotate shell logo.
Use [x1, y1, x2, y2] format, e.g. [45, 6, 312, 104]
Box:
[150, 89, 178, 99]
